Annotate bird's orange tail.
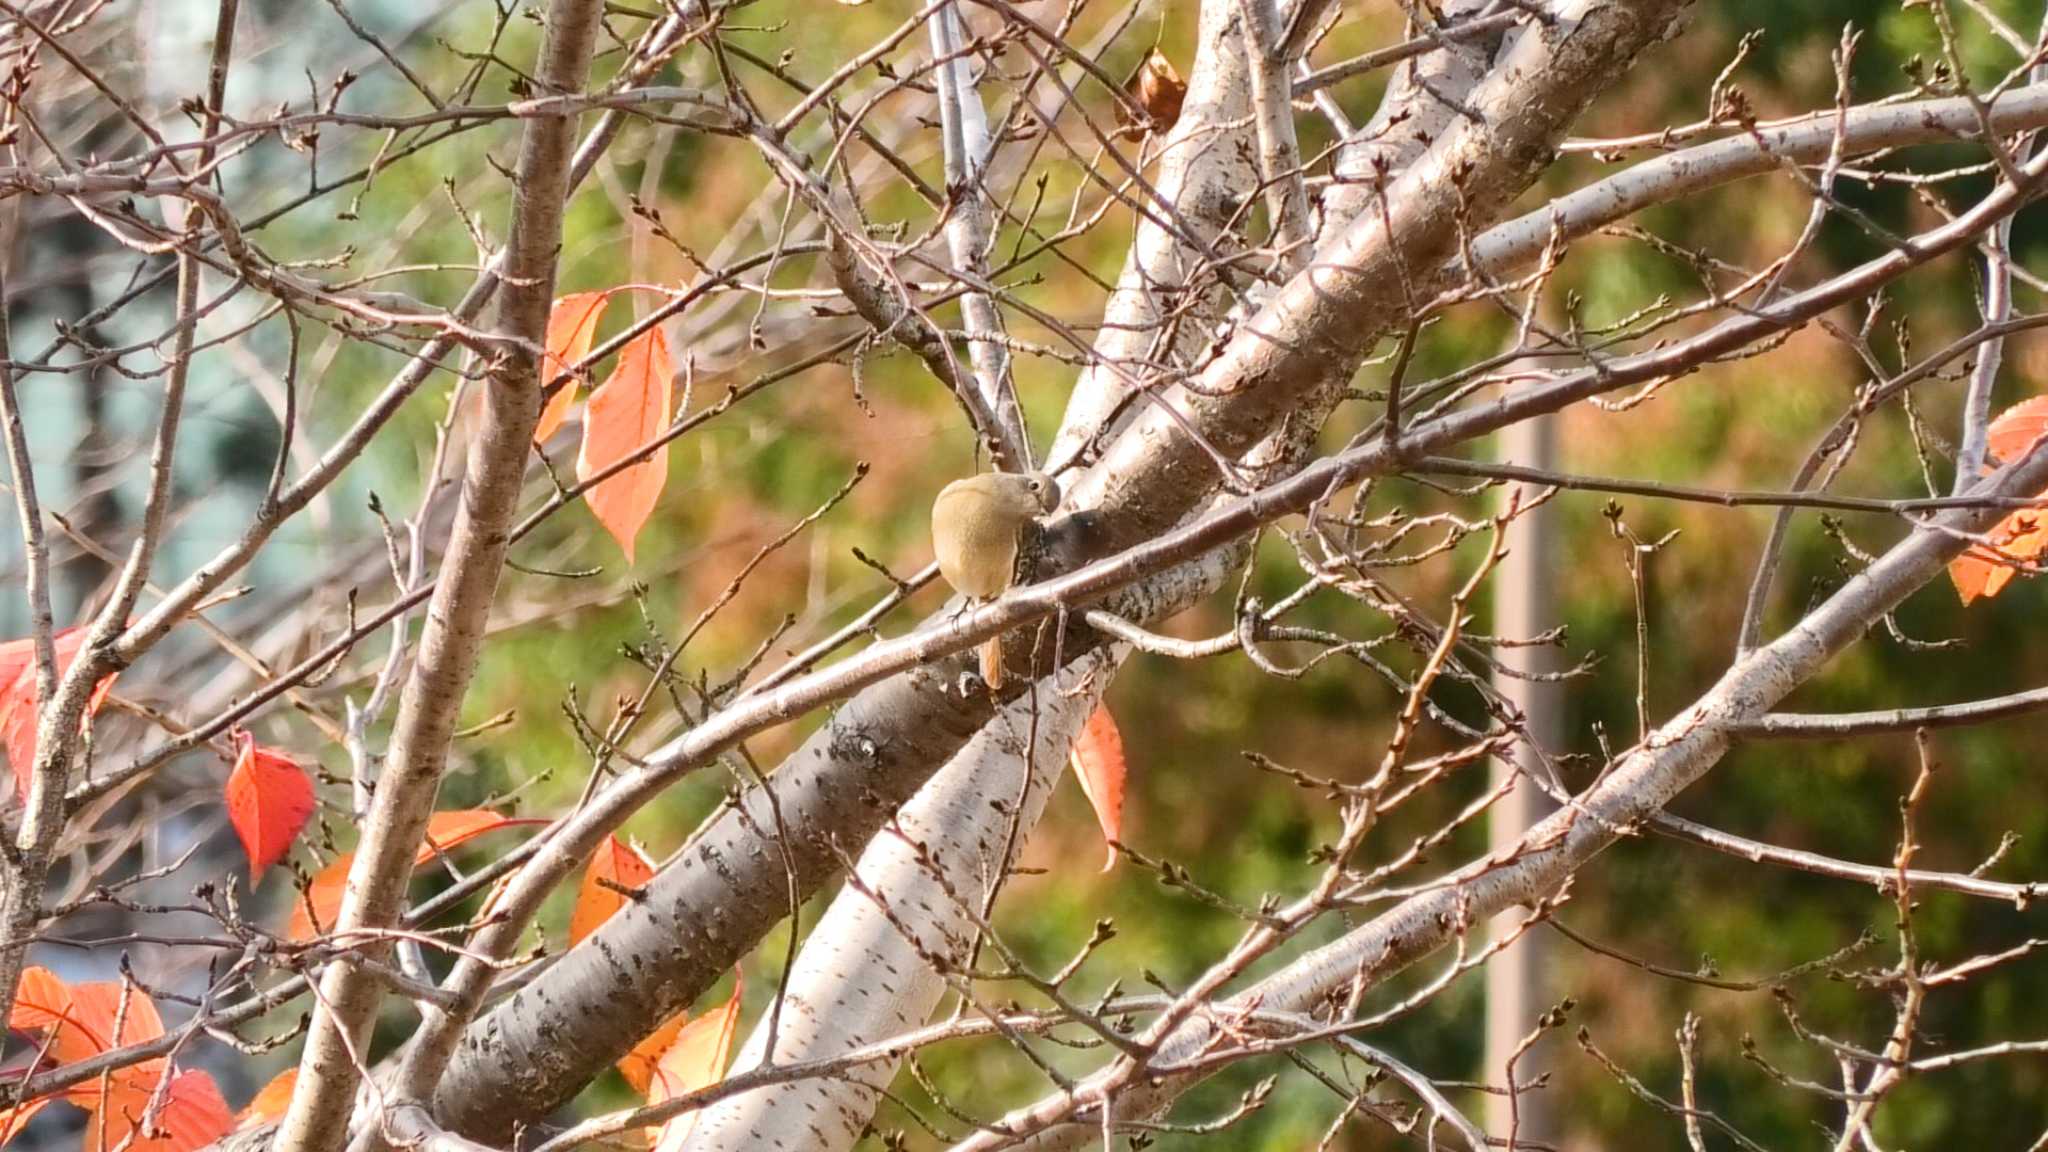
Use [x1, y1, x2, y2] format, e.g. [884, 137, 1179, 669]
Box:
[980, 635, 1004, 690]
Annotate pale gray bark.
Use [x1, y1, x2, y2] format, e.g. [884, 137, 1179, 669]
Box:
[429, 22, 2048, 1142]
[940, 87, 2048, 1144]
[928, 0, 1024, 462]
[1955, 22, 2047, 488]
[1317, 0, 1514, 239]
[426, 551, 1225, 1136]
[1463, 83, 2048, 284]
[1066, 0, 1694, 559]
[1042, 0, 1257, 472]
[681, 652, 1116, 1152]
[670, 3, 1343, 1136]
[1239, 0, 1310, 269]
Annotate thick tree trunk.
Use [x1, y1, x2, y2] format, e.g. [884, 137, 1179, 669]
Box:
[682, 653, 1115, 1152]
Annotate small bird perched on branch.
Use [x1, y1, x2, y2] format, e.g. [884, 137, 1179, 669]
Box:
[931, 470, 1061, 689]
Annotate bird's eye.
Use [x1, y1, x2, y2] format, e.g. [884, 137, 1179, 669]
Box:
[1026, 479, 1041, 491]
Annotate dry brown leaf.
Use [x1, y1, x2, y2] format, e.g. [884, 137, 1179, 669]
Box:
[1115, 49, 1185, 139]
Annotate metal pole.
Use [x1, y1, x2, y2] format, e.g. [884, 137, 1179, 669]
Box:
[1485, 406, 1563, 1142]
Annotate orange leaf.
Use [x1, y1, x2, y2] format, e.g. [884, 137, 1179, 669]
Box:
[9, 967, 87, 1058]
[0, 626, 117, 802]
[234, 1068, 296, 1131]
[1, 973, 227, 1152]
[536, 292, 611, 444]
[286, 810, 545, 940]
[10, 968, 166, 1070]
[1986, 396, 2048, 464]
[411, 810, 544, 866]
[1067, 705, 1127, 871]
[0, 1092, 51, 1144]
[288, 860, 349, 943]
[1950, 500, 2048, 605]
[569, 836, 657, 946]
[617, 1012, 690, 1097]
[225, 731, 317, 885]
[576, 326, 673, 563]
[646, 975, 743, 1152]
[79, 1069, 232, 1152]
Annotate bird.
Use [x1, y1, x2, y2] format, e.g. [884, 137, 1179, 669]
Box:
[931, 470, 1061, 689]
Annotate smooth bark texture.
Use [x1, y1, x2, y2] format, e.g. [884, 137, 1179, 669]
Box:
[1042, 0, 1256, 471]
[1318, 0, 1510, 235]
[928, 0, 1024, 463]
[682, 653, 1116, 1152]
[1068, 0, 1694, 557]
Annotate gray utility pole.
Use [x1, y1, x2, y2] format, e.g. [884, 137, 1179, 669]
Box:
[1485, 407, 1563, 1141]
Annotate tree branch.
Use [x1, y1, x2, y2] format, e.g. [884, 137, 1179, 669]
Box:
[957, 433, 2048, 1152]
[430, 2, 1707, 1130]
[682, 653, 1117, 1152]
[273, 3, 606, 1148]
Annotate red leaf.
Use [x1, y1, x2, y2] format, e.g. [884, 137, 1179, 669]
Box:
[0, 625, 93, 690]
[1950, 499, 2048, 605]
[9, 968, 166, 1070]
[225, 731, 318, 885]
[536, 292, 611, 445]
[414, 810, 543, 864]
[234, 1068, 295, 1131]
[0, 626, 117, 802]
[617, 1012, 689, 1097]
[575, 325, 673, 562]
[646, 974, 743, 1152]
[1, 972, 228, 1152]
[569, 836, 657, 946]
[1986, 396, 2048, 465]
[286, 809, 546, 940]
[286, 855, 342, 937]
[0, 636, 44, 692]
[78, 1070, 232, 1152]
[1067, 705, 1127, 871]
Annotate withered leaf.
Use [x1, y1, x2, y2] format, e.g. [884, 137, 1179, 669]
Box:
[1116, 49, 1186, 139]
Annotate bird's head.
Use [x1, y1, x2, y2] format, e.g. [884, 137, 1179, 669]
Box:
[977, 470, 1060, 517]
[1019, 470, 1061, 514]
